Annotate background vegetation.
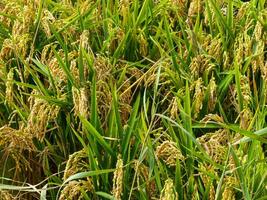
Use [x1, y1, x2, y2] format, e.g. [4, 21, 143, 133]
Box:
[0, 0, 266, 199]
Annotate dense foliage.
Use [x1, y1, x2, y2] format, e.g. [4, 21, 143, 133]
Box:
[0, 0, 266, 199]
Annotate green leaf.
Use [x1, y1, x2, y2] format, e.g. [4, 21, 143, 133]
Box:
[80, 116, 115, 157]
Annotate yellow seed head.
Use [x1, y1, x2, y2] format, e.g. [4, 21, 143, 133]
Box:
[80, 30, 90, 50]
[208, 77, 217, 112]
[234, 34, 244, 66]
[132, 160, 156, 198]
[236, 2, 249, 22]
[119, 78, 132, 124]
[197, 129, 230, 164]
[199, 163, 217, 200]
[63, 148, 88, 181]
[254, 21, 263, 41]
[27, 95, 60, 140]
[0, 39, 13, 60]
[255, 41, 265, 74]
[5, 68, 14, 103]
[193, 78, 205, 119]
[190, 55, 213, 77]
[201, 114, 224, 125]
[222, 176, 237, 200]
[59, 178, 94, 200]
[156, 140, 184, 167]
[112, 156, 123, 200]
[160, 178, 178, 200]
[223, 51, 230, 70]
[72, 86, 90, 119]
[170, 97, 179, 119]
[42, 10, 56, 37]
[240, 75, 251, 108]
[240, 108, 253, 130]
[188, 0, 202, 17]
[22, 4, 35, 33]
[0, 125, 36, 174]
[206, 35, 222, 61]
[70, 60, 80, 84]
[243, 33, 252, 58]
[139, 33, 148, 56]
[0, 190, 15, 200]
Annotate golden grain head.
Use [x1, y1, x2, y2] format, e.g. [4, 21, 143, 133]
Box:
[1, 33, 31, 60]
[235, 2, 250, 22]
[59, 178, 94, 200]
[41, 10, 56, 37]
[0, 61, 5, 78]
[239, 108, 253, 130]
[27, 95, 60, 140]
[159, 178, 178, 200]
[63, 148, 88, 181]
[207, 76, 217, 112]
[222, 187, 236, 200]
[72, 86, 80, 116]
[223, 51, 230, 70]
[0, 39, 13, 60]
[94, 55, 112, 82]
[131, 160, 156, 198]
[5, 68, 14, 103]
[204, 35, 222, 61]
[243, 33, 252, 58]
[170, 96, 179, 119]
[0, 125, 35, 152]
[197, 129, 230, 163]
[70, 60, 80, 84]
[261, 61, 267, 82]
[80, 87, 90, 118]
[22, 4, 35, 33]
[222, 176, 238, 200]
[198, 163, 217, 200]
[255, 40, 265, 74]
[79, 0, 92, 15]
[170, 0, 186, 10]
[41, 44, 53, 64]
[119, 78, 132, 124]
[78, 31, 92, 80]
[139, 33, 148, 56]
[201, 114, 224, 124]
[0, 2, 21, 28]
[254, 20, 263, 41]
[112, 155, 123, 200]
[190, 55, 213, 77]
[48, 57, 67, 84]
[0, 190, 15, 200]
[136, 162, 149, 188]
[72, 86, 90, 119]
[234, 34, 244, 66]
[188, 0, 202, 17]
[12, 19, 24, 36]
[93, 56, 113, 124]
[156, 140, 184, 167]
[240, 75, 251, 108]
[0, 125, 36, 173]
[80, 30, 90, 50]
[119, 0, 130, 21]
[144, 67, 157, 87]
[193, 78, 205, 119]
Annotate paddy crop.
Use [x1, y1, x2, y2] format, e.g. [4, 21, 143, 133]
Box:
[0, 0, 266, 199]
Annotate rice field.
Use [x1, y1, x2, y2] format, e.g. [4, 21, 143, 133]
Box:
[0, 0, 266, 199]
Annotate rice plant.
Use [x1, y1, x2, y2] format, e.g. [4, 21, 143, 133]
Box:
[0, 0, 266, 199]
